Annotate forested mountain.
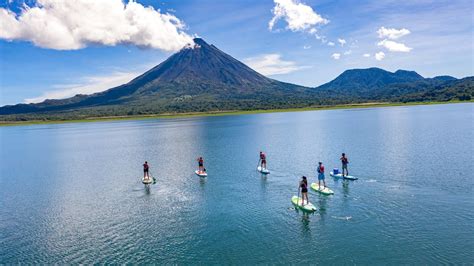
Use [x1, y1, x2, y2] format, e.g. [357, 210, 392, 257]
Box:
[0, 38, 472, 121]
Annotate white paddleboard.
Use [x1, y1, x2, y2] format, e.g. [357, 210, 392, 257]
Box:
[195, 170, 208, 177]
[310, 183, 334, 195]
[291, 196, 316, 212]
[330, 171, 358, 180]
[257, 166, 270, 174]
[142, 176, 153, 184]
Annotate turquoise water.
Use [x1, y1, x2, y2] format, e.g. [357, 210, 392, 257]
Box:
[1, 103, 473, 264]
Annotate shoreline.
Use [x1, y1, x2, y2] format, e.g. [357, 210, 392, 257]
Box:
[0, 100, 471, 127]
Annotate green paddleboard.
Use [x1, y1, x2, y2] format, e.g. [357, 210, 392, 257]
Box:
[310, 183, 334, 195]
[291, 196, 316, 212]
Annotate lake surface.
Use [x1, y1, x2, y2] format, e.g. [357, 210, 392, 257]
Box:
[1, 103, 473, 264]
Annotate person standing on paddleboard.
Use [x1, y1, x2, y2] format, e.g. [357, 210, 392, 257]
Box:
[300, 176, 309, 205]
[259, 151, 267, 169]
[197, 157, 205, 174]
[341, 153, 349, 177]
[143, 161, 150, 179]
[317, 162, 326, 188]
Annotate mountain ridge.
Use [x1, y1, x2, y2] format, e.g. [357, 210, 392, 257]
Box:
[0, 38, 472, 119]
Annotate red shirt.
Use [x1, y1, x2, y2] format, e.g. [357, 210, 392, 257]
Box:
[318, 165, 324, 173]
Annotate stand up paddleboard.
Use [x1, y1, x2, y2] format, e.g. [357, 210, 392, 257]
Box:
[195, 170, 208, 177]
[310, 183, 334, 195]
[330, 171, 358, 180]
[257, 166, 270, 174]
[291, 196, 316, 212]
[142, 176, 153, 184]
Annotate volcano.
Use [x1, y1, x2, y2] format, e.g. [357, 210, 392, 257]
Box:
[2, 38, 471, 119]
[0, 38, 312, 116]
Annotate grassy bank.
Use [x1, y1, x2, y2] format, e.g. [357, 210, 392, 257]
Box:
[0, 100, 471, 127]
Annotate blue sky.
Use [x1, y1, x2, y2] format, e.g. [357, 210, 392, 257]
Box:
[0, 0, 472, 106]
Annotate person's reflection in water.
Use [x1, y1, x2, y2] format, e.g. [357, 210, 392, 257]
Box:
[260, 173, 268, 185]
[145, 185, 151, 195]
[200, 177, 206, 187]
[300, 212, 311, 233]
[342, 179, 350, 197]
[318, 196, 328, 221]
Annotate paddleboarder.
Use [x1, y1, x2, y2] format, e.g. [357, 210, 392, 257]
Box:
[300, 176, 309, 205]
[143, 161, 150, 179]
[259, 151, 267, 169]
[197, 157, 205, 174]
[340, 153, 349, 177]
[317, 162, 326, 189]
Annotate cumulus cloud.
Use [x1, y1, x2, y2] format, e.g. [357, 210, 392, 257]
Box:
[338, 38, 346, 46]
[377, 27, 410, 40]
[375, 51, 385, 61]
[375, 26, 412, 54]
[303, 45, 311, 49]
[377, 39, 412, 52]
[0, 0, 193, 51]
[327, 41, 335, 46]
[24, 71, 141, 103]
[268, 0, 329, 34]
[331, 53, 341, 60]
[363, 53, 371, 57]
[243, 53, 308, 75]
[344, 50, 352, 55]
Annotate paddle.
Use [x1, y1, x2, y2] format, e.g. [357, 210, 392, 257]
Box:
[256, 158, 261, 170]
[150, 170, 156, 184]
[297, 182, 300, 206]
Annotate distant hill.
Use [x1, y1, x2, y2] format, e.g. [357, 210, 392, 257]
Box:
[394, 77, 473, 102]
[316, 68, 472, 102]
[0, 38, 472, 121]
[430, 75, 457, 82]
[317, 67, 425, 93]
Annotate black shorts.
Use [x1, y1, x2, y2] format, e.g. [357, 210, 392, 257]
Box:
[144, 169, 149, 173]
[302, 188, 308, 193]
[199, 163, 203, 167]
[261, 159, 267, 164]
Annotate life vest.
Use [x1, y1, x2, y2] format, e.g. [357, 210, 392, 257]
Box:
[318, 165, 325, 173]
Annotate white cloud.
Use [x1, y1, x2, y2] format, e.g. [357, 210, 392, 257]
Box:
[24, 71, 141, 103]
[375, 51, 385, 61]
[344, 50, 352, 55]
[377, 26, 410, 40]
[327, 41, 335, 46]
[0, 0, 193, 51]
[338, 38, 346, 46]
[308, 28, 317, 34]
[331, 53, 341, 60]
[303, 45, 311, 49]
[268, 0, 329, 33]
[363, 53, 371, 57]
[377, 39, 412, 52]
[243, 53, 308, 75]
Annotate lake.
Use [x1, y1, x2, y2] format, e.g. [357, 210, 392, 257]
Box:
[1, 103, 473, 264]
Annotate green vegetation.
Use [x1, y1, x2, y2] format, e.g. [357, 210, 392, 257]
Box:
[1, 38, 472, 123]
[1, 100, 470, 127]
